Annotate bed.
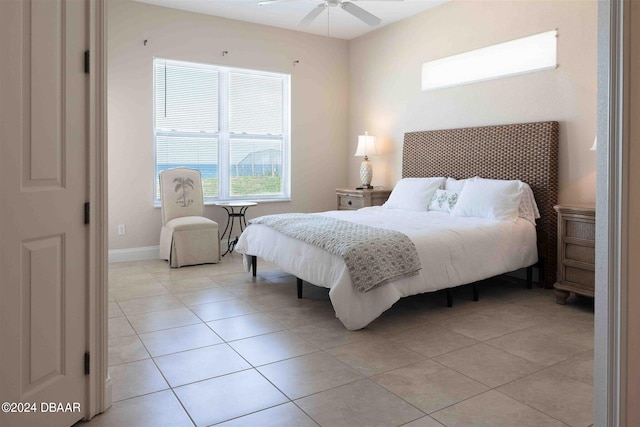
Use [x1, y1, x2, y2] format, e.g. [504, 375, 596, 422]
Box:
[235, 121, 559, 330]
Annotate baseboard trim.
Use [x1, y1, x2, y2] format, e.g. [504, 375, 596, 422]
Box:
[108, 246, 159, 263]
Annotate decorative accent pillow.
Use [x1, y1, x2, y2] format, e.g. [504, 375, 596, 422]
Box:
[383, 177, 446, 211]
[445, 177, 477, 192]
[451, 178, 523, 221]
[428, 189, 460, 213]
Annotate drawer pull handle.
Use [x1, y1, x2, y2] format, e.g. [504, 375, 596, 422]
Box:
[348, 200, 352, 206]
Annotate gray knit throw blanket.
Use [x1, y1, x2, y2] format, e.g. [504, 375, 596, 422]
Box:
[250, 213, 422, 292]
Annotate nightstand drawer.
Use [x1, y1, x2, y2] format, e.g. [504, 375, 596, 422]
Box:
[564, 242, 595, 264]
[336, 188, 390, 211]
[564, 265, 595, 288]
[564, 218, 595, 240]
[338, 195, 364, 210]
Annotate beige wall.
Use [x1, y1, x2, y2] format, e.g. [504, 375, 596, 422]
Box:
[109, 0, 597, 251]
[107, 0, 349, 250]
[348, 0, 597, 204]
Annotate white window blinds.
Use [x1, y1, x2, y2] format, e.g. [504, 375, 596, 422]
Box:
[229, 72, 283, 135]
[155, 62, 219, 132]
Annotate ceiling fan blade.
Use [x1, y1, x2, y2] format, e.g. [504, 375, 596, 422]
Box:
[258, 0, 299, 5]
[298, 4, 326, 26]
[341, 2, 382, 26]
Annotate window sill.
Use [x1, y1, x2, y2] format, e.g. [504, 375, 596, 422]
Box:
[153, 198, 292, 208]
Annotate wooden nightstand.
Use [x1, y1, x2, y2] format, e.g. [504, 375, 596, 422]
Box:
[336, 188, 391, 210]
[553, 204, 595, 304]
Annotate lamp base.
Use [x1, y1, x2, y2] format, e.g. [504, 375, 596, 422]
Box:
[356, 185, 374, 190]
[360, 157, 373, 189]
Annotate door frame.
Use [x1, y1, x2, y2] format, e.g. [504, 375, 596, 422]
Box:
[87, 0, 110, 419]
[86, 0, 632, 423]
[594, 0, 631, 425]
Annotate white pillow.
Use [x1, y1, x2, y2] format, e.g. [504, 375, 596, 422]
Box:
[428, 189, 460, 213]
[445, 177, 477, 192]
[451, 178, 523, 221]
[519, 183, 540, 224]
[383, 177, 445, 211]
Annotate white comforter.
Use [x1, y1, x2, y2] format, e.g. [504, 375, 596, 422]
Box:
[235, 207, 537, 330]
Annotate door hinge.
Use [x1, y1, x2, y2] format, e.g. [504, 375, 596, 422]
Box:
[84, 202, 90, 225]
[84, 352, 90, 375]
[84, 50, 90, 74]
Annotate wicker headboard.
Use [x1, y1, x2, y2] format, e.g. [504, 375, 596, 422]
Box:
[402, 121, 559, 288]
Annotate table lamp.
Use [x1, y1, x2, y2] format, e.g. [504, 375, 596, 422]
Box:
[354, 132, 377, 189]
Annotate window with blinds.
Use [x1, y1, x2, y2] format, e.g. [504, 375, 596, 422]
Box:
[153, 58, 290, 203]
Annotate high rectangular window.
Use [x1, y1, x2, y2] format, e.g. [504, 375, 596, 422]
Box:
[154, 59, 290, 204]
[422, 30, 557, 91]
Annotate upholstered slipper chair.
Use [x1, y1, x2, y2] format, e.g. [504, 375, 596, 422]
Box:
[159, 168, 220, 267]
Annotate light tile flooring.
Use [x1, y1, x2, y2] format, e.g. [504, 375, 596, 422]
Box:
[80, 254, 594, 427]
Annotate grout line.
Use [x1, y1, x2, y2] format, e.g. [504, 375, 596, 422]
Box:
[106, 258, 593, 426]
[491, 389, 573, 426]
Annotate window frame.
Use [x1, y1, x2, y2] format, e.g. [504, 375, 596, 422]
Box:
[153, 58, 291, 206]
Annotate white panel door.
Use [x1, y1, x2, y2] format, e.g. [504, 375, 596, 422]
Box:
[0, 1, 88, 426]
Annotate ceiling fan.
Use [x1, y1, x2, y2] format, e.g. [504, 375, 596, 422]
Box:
[258, 0, 404, 27]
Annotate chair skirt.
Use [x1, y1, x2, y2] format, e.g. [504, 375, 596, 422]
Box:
[159, 217, 220, 267]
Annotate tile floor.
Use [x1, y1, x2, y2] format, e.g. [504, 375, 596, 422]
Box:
[79, 254, 594, 427]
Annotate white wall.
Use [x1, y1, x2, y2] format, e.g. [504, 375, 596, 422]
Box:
[348, 0, 597, 204]
[108, 0, 349, 250]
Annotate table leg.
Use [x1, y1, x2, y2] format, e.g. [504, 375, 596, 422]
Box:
[220, 206, 235, 257]
[240, 206, 250, 230]
[218, 204, 255, 257]
[226, 209, 236, 255]
[219, 206, 232, 243]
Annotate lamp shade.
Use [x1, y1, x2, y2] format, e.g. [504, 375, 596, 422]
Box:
[355, 133, 377, 157]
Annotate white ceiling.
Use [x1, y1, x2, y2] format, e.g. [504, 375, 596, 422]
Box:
[133, 0, 448, 40]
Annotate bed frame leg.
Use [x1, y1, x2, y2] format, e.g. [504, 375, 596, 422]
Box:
[251, 255, 257, 278]
[446, 289, 453, 308]
[526, 266, 533, 289]
[297, 277, 303, 299]
[472, 282, 479, 301]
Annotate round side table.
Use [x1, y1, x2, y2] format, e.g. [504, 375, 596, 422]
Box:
[215, 201, 257, 256]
